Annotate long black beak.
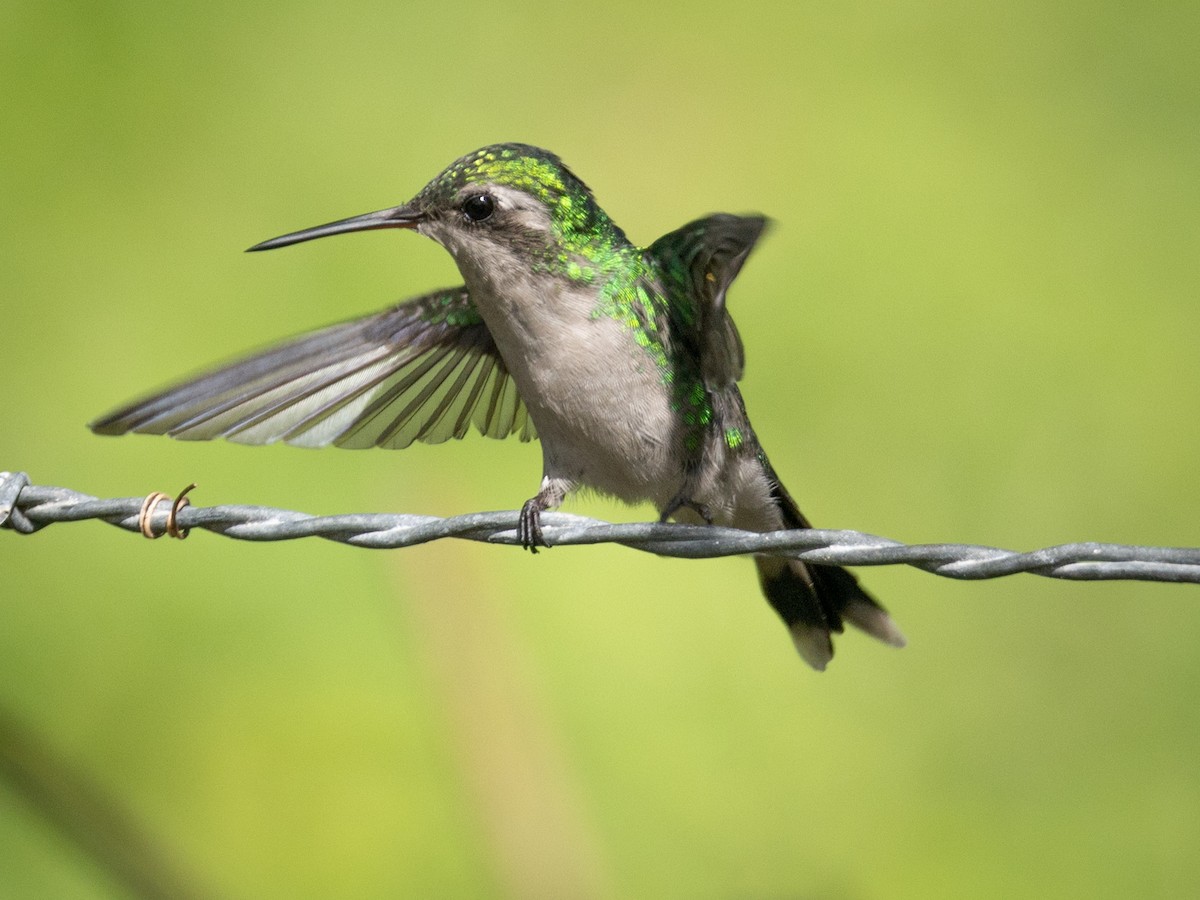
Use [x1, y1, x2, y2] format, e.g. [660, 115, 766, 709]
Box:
[247, 204, 424, 252]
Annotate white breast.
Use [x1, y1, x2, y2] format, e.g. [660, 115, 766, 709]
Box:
[469, 271, 685, 506]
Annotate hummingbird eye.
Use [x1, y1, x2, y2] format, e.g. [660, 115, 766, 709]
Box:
[462, 193, 495, 222]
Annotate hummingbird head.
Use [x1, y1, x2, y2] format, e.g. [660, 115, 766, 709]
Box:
[249, 144, 630, 289]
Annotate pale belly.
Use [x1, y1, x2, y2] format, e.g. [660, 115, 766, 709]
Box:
[463, 269, 779, 521]
[505, 320, 784, 528]
[513, 316, 685, 506]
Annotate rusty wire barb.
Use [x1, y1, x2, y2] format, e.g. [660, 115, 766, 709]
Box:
[4, 470, 1200, 583]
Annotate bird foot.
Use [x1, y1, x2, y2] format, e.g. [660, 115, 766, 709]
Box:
[659, 496, 713, 525]
[518, 497, 549, 553]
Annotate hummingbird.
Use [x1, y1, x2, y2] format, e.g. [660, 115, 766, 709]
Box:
[91, 143, 904, 669]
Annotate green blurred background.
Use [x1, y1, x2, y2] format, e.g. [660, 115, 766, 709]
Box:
[3, 2, 1199, 897]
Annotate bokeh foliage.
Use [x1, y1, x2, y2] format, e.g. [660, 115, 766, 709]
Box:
[2, 2, 1199, 897]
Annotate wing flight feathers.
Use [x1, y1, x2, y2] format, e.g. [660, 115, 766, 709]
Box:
[90, 287, 537, 448]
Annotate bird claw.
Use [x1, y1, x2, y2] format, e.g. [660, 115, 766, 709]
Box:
[519, 497, 548, 553]
[659, 496, 713, 525]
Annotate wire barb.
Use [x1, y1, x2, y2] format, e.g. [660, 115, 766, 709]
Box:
[137, 483, 197, 540]
[4, 470, 1200, 583]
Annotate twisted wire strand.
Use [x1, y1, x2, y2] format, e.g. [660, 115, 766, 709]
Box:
[4, 471, 1200, 583]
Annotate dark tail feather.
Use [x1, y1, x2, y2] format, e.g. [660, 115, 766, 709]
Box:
[755, 555, 905, 670]
[757, 465, 905, 670]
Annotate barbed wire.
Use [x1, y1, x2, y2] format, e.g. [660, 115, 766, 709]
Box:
[4, 470, 1199, 583]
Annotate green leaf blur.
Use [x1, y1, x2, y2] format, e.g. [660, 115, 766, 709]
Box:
[2, 2, 1198, 897]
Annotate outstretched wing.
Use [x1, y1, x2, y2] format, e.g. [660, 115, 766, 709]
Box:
[646, 214, 768, 388]
[90, 287, 537, 448]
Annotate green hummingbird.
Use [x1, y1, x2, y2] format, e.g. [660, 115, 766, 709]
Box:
[92, 143, 904, 669]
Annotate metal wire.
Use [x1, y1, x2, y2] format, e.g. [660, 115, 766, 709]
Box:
[4, 470, 1200, 583]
